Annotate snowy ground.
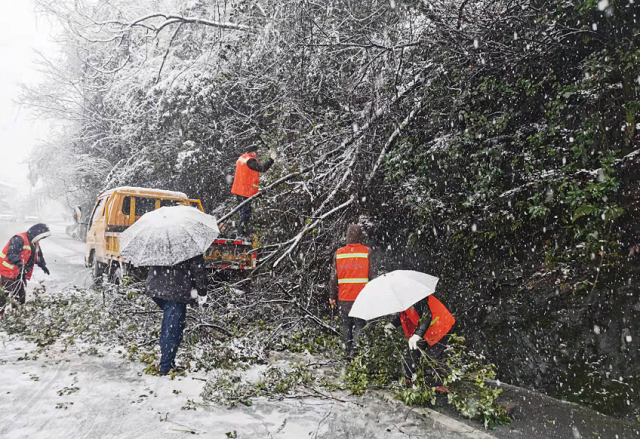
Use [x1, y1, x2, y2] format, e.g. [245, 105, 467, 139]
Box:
[0, 221, 492, 439]
[0, 336, 494, 439]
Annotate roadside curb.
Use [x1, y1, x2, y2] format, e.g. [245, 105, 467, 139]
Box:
[373, 390, 497, 439]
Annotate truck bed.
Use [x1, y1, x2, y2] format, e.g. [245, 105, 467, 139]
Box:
[204, 236, 257, 270]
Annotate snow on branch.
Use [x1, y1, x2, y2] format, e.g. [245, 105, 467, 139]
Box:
[101, 13, 255, 33]
[273, 195, 356, 268]
[367, 96, 426, 184]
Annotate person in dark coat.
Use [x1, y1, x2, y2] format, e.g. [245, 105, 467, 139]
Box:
[0, 223, 51, 312]
[146, 255, 208, 375]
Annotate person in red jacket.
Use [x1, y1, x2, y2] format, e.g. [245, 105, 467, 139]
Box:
[230, 144, 277, 238]
[0, 223, 51, 312]
[387, 295, 455, 385]
[329, 224, 377, 358]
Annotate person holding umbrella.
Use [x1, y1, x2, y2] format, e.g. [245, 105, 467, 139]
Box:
[145, 256, 208, 375]
[0, 223, 51, 313]
[329, 224, 377, 358]
[348, 270, 455, 381]
[120, 206, 218, 376]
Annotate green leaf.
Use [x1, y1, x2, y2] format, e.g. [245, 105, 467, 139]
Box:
[572, 204, 597, 222]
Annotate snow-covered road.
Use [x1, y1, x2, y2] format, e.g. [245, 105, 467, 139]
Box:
[0, 221, 494, 439]
[0, 337, 493, 439]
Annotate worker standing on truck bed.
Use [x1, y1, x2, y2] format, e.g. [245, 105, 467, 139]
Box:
[0, 223, 51, 313]
[231, 144, 277, 238]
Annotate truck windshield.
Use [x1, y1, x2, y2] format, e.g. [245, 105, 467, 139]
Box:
[159, 199, 181, 208]
[90, 198, 106, 226]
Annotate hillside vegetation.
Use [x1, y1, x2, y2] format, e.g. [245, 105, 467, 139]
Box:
[25, 0, 640, 419]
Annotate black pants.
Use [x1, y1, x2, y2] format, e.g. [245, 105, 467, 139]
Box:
[339, 300, 365, 357]
[404, 338, 447, 382]
[237, 196, 253, 236]
[0, 276, 26, 310]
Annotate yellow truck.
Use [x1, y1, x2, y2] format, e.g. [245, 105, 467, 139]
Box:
[82, 187, 256, 283]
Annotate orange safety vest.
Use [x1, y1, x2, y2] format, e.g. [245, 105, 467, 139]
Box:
[336, 243, 370, 302]
[0, 232, 38, 280]
[231, 152, 260, 198]
[399, 296, 455, 346]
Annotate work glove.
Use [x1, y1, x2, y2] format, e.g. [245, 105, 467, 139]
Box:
[190, 289, 198, 299]
[408, 334, 422, 350]
[384, 322, 396, 336]
[42, 266, 50, 275]
[197, 295, 208, 306]
[269, 148, 278, 161]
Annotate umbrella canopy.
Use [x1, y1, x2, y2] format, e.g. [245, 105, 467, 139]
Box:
[348, 270, 439, 320]
[119, 205, 219, 266]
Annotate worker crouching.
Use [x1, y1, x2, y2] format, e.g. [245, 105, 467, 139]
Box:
[387, 295, 455, 385]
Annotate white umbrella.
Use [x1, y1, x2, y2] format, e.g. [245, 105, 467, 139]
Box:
[348, 270, 439, 320]
[120, 205, 219, 266]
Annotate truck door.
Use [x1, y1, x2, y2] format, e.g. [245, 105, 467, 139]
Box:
[87, 197, 107, 263]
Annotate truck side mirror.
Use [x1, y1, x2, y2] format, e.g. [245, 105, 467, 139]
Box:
[73, 206, 82, 223]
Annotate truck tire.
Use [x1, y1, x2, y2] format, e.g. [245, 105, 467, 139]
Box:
[108, 265, 123, 286]
[92, 259, 106, 284]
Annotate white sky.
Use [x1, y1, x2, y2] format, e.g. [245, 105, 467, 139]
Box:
[0, 0, 55, 190]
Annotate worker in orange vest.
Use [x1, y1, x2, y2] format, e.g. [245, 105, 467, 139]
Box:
[230, 144, 277, 238]
[0, 223, 51, 313]
[329, 224, 377, 358]
[386, 295, 455, 383]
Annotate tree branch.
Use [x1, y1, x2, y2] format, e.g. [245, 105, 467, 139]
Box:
[156, 23, 183, 84]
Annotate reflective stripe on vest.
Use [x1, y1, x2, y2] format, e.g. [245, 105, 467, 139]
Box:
[0, 250, 16, 269]
[337, 278, 368, 284]
[336, 253, 368, 259]
[336, 243, 370, 302]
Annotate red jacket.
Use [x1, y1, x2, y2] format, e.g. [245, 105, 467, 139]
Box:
[231, 152, 261, 198]
[0, 232, 38, 280]
[399, 296, 455, 346]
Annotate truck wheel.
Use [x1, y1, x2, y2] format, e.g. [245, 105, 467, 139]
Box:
[92, 259, 106, 284]
[109, 265, 123, 286]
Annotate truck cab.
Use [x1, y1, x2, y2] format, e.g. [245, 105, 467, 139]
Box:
[84, 187, 256, 284]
